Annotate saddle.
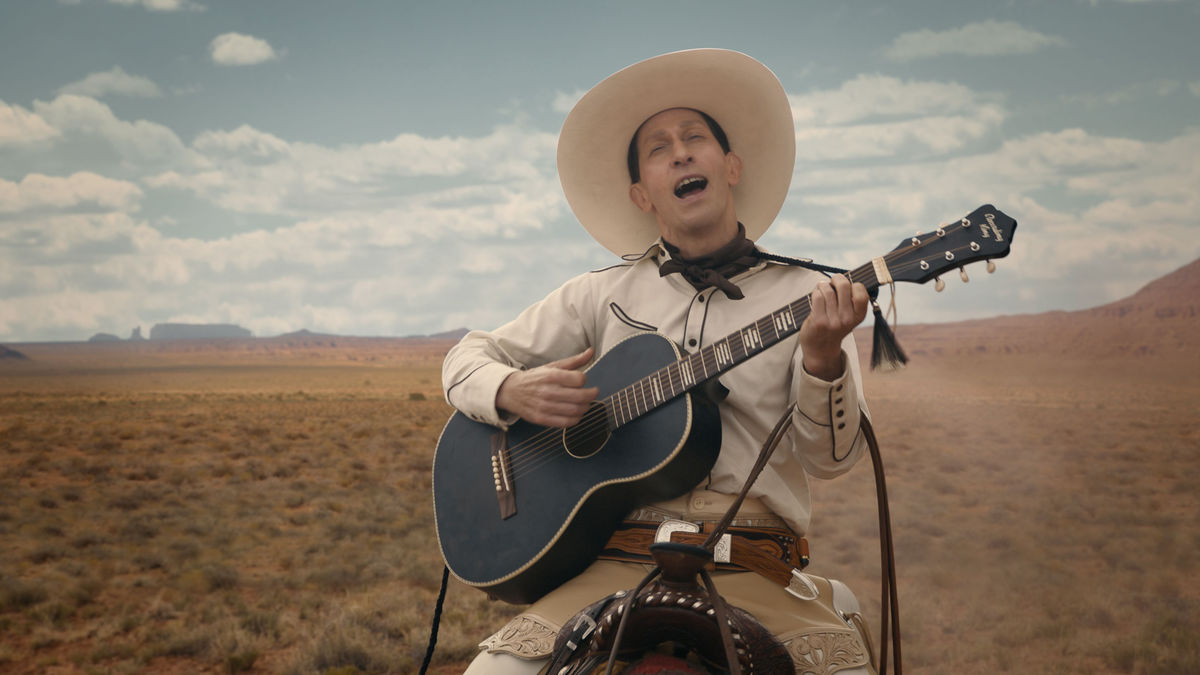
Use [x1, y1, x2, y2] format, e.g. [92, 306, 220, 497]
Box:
[541, 542, 792, 675]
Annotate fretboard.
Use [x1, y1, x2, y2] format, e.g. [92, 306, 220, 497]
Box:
[603, 261, 879, 429]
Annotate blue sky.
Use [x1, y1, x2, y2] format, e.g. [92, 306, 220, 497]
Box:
[1, 0, 1198, 341]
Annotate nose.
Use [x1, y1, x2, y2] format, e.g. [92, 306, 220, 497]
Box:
[669, 139, 692, 166]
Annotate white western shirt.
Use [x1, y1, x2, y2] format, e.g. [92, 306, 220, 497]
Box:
[442, 243, 868, 535]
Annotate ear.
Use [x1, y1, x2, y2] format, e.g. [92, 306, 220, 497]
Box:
[725, 151, 743, 187]
[629, 182, 653, 214]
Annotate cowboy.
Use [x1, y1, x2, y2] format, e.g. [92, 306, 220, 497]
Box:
[444, 49, 877, 674]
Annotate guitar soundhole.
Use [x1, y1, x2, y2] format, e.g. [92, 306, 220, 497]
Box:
[562, 401, 611, 459]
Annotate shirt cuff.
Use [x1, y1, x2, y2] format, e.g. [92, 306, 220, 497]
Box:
[446, 361, 521, 428]
[794, 349, 858, 454]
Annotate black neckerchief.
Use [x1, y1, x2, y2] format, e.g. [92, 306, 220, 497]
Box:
[657, 223, 760, 300]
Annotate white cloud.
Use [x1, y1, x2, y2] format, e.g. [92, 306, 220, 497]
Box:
[108, 0, 204, 11]
[1062, 79, 1182, 107]
[789, 75, 1006, 161]
[192, 124, 290, 161]
[0, 172, 144, 214]
[32, 94, 192, 165]
[0, 100, 59, 145]
[209, 32, 278, 66]
[885, 20, 1066, 62]
[58, 66, 163, 99]
[552, 89, 587, 114]
[149, 122, 559, 223]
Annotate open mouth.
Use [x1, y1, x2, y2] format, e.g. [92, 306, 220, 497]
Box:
[674, 176, 707, 198]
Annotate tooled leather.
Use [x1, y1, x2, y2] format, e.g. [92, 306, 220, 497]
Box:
[782, 629, 871, 675]
[600, 525, 804, 586]
[478, 614, 558, 659]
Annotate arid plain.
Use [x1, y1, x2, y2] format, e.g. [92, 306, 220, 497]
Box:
[1, 261, 1197, 674]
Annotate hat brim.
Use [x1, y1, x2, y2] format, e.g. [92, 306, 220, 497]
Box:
[557, 49, 795, 256]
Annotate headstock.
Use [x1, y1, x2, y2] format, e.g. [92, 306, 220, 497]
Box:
[881, 205, 1017, 289]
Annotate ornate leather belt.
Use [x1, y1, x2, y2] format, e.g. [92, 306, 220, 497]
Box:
[598, 518, 812, 595]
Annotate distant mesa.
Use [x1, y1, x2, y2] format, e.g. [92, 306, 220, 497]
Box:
[274, 327, 470, 341]
[277, 329, 336, 339]
[88, 332, 122, 343]
[149, 323, 253, 340]
[0, 345, 30, 360]
[428, 327, 470, 341]
[130, 326, 146, 341]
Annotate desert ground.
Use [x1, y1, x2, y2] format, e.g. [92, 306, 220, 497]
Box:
[1, 263, 1197, 674]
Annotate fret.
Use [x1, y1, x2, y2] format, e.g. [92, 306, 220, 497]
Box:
[635, 380, 647, 415]
[691, 351, 708, 380]
[765, 315, 779, 343]
[650, 374, 664, 403]
[742, 325, 762, 352]
[715, 340, 732, 367]
[730, 330, 746, 360]
[680, 359, 695, 388]
[772, 311, 786, 335]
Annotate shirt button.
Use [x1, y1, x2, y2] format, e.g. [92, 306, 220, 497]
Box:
[692, 497, 706, 509]
[697, 295, 705, 303]
[688, 338, 697, 347]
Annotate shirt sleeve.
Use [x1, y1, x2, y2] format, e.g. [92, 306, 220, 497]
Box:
[441, 275, 597, 428]
[788, 332, 870, 479]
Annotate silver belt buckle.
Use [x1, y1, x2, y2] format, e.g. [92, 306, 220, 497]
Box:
[654, 518, 699, 542]
[786, 568, 820, 600]
[653, 519, 732, 563]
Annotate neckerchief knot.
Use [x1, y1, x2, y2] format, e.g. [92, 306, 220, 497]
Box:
[658, 223, 760, 300]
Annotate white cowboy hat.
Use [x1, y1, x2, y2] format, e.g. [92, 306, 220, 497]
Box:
[557, 49, 796, 256]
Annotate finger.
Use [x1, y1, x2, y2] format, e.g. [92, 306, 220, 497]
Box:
[835, 280, 858, 328]
[543, 384, 598, 403]
[546, 347, 594, 371]
[810, 280, 833, 325]
[541, 368, 589, 388]
[851, 282, 870, 321]
[537, 400, 591, 420]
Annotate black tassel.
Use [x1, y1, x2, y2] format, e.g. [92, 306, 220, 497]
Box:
[871, 302, 908, 371]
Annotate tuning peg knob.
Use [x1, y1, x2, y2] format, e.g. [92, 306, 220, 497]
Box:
[935, 277, 945, 292]
[959, 267, 969, 283]
[987, 260, 996, 274]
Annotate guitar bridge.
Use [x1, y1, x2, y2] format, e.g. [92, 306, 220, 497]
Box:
[490, 430, 517, 519]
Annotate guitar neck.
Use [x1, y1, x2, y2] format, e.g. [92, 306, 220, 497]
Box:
[604, 261, 881, 429]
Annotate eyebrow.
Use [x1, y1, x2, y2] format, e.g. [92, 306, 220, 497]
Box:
[638, 119, 707, 152]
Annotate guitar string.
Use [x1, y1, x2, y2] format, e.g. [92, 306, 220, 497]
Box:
[496, 232, 989, 481]
[502, 301, 811, 479]
[501, 239, 974, 482]
[498, 281, 828, 477]
[501, 235, 984, 481]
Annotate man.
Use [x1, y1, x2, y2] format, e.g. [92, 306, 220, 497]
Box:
[445, 49, 876, 674]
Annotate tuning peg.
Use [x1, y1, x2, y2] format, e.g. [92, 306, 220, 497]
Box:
[987, 260, 996, 274]
[935, 277, 945, 292]
[959, 267, 969, 283]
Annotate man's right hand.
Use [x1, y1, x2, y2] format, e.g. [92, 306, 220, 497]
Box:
[495, 348, 599, 428]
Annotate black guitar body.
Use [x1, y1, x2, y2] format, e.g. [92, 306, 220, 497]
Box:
[432, 332, 721, 604]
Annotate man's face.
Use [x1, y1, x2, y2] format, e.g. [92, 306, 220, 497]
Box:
[628, 108, 742, 243]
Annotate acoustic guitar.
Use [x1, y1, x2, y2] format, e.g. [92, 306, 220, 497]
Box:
[433, 205, 1017, 604]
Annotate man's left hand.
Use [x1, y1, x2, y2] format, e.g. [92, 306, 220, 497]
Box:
[798, 274, 869, 381]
